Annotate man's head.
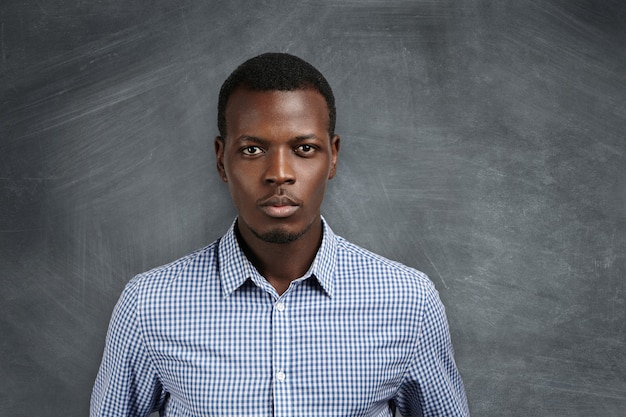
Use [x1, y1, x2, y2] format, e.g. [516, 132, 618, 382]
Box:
[215, 53, 340, 246]
[217, 52, 336, 138]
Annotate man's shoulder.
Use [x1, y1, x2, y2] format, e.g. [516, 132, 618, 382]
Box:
[125, 238, 221, 293]
[333, 235, 435, 293]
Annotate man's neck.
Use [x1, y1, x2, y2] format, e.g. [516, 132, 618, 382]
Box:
[235, 218, 323, 295]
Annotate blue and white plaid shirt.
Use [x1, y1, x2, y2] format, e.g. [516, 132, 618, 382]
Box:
[91, 218, 469, 416]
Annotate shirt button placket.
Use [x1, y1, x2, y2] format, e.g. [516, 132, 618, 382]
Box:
[272, 298, 292, 416]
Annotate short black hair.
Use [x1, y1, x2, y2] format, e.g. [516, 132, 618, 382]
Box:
[217, 52, 336, 138]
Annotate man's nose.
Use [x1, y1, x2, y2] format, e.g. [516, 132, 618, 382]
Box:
[264, 149, 295, 185]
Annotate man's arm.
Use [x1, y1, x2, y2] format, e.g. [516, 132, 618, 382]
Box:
[91, 279, 166, 417]
[395, 283, 469, 416]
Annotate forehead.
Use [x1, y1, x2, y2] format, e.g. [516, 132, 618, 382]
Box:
[224, 88, 330, 138]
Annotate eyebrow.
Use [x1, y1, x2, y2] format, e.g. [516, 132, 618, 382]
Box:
[234, 134, 319, 145]
[234, 135, 266, 145]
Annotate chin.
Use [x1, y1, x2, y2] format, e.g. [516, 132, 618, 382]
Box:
[251, 226, 306, 244]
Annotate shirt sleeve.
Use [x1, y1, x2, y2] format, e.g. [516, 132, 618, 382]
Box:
[91, 279, 166, 417]
[395, 282, 470, 416]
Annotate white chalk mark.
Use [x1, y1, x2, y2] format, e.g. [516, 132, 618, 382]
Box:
[422, 248, 448, 289]
[534, 377, 626, 401]
[379, 173, 394, 215]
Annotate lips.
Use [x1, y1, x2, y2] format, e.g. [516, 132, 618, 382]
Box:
[258, 195, 300, 218]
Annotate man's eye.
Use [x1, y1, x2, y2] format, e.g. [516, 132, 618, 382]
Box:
[241, 146, 262, 155]
[296, 144, 315, 155]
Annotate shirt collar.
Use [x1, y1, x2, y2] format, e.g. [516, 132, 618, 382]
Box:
[218, 216, 337, 298]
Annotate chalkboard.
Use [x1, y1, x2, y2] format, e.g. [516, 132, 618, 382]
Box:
[1, 1, 625, 416]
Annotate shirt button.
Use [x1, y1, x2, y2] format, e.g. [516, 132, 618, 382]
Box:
[276, 302, 285, 312]
[276, 371, 286, 382]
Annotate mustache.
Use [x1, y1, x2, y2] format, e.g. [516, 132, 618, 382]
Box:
[257, 192, 302, 207]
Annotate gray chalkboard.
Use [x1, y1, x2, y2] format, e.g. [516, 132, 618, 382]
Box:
[1, 1, 625, 416]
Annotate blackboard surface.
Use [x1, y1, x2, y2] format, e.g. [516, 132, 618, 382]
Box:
[1, 1, 625, 416]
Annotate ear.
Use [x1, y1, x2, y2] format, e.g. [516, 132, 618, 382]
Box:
[214, 136, 228, 182]
[328, 134, 341, 179]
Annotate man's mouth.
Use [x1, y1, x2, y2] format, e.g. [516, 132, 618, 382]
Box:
[258, 195, 300, 218]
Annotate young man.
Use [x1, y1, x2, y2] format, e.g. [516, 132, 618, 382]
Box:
[91, 53, 469, 416]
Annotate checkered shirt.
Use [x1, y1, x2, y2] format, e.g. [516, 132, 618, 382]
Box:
[91, 218, 469, 416]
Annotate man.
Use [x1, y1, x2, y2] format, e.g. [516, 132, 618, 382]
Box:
[91, 52, 469, 416]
